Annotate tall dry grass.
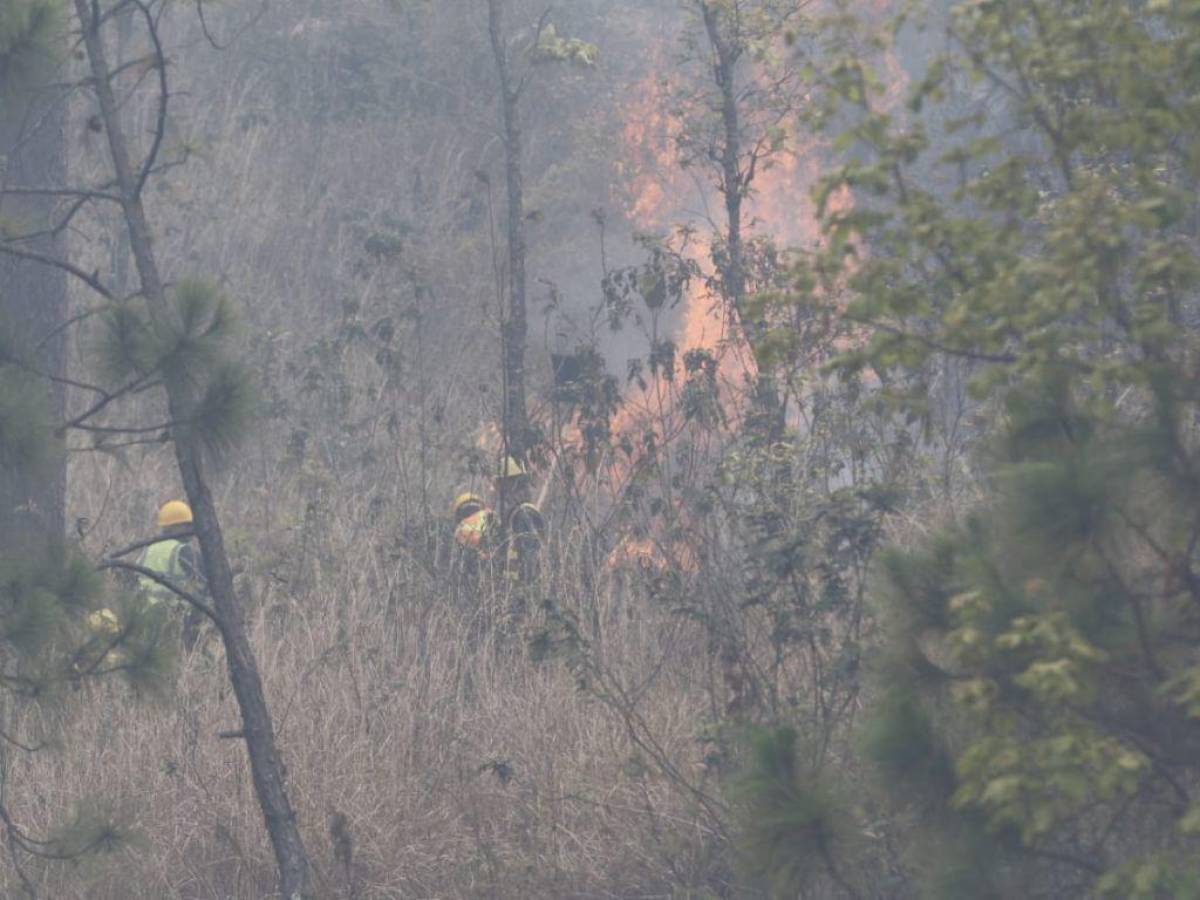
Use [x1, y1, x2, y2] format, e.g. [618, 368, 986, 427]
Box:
[5, 525, 730, 898]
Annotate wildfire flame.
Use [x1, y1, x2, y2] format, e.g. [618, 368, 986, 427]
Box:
[614, 3, 904, 429]
[524, 6, 905, 570]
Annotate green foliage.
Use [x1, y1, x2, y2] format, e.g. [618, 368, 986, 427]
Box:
[0, 0, 62, 106]
[0, 366, 56, 478]
[0, 550, 167, 695]
[601, 235, 698, 333]
[734, 726, 851, 897]
[531, 23, 598, 68]
[1095, 857, 1200, 900]
[94, 279, 253, 456]
[0, 255, 196, 882]
[189, 361, 255, 456]
[93, 301, 158, 382]
[97, 597, 180, 698]
[858, 387, 1200, 888]
[817, 0, 1200, 399]
[46, 799, 138, 859]
[863, 687, 951, 795]
[160, 278, 242, 382]
[96, 279, 239, 381]
[792, 0, 1200, 890]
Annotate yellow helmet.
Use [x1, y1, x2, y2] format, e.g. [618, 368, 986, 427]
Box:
[452, 492, 485, 521]
[497, 456, 527, 480]
[157, 500, 193, 528]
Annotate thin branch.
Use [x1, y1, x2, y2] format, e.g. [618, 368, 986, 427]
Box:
[0, 185, 120, 204]
[0, 728, 45, 755]
[66, 420, 174, 436]
[97, 559, 221, 629]
[131, 0, 170, 198]
[1096, 543, 1165, 681]
[4, 356, 109, 397]
[0, 243, 113, 299]
[0, 819, 112, 861]
[195, 0, 269, 51]
[108, 52, 158, 83]
[58, 371, 160, 435]
[35, 307, 105, 354]
[5, 191, 95, 245]
[106, 531, 194, 561]
[514, 5, 555, 99]
[1018, 843, 1103, 876]
[80, 0, 139, 41]
[846, 315, 1019, 364]
[67, 435, 168, 453]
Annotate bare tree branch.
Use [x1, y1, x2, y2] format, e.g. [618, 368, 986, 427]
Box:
[58, 372, 162, 434]
[106, 530, 194, 560]
[0, 243, 112, 298]
[195, 0, 270, 51]
[129, 0, 170, 198]
[98, 558, 221, 628]
[0, 185, 120, 203]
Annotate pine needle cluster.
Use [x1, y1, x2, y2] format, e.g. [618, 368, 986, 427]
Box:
[95, 278, 255, 459]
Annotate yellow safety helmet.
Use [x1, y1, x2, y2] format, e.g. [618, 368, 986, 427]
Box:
[452, 492, 485, 522]
[157, 500, 193, 528]
[497, 456, 527, 480]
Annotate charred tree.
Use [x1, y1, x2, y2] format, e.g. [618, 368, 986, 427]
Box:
[71, 3, 314, 896]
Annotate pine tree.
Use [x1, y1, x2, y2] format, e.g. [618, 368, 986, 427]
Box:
[0, 7, 180, 890]
[66, 0, 316, 893]
[1, 2, 313, 894]
[753, 0, 1200, 894]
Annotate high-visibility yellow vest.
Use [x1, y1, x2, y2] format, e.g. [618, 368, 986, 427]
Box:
[455, 509, 499, 557]
[136, 539, 190, 606]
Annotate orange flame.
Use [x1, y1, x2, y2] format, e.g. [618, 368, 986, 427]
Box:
[553, 4, 905, 539]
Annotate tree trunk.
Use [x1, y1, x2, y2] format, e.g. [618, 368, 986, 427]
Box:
[488, 0, 531, 514]
[0, 61, 67, 553]
[72, 4, 314, 896]
[703, 3, 746, 322]
[701, 2, 785, 443]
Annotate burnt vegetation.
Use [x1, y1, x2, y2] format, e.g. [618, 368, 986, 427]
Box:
[1, 0, 1200, 897]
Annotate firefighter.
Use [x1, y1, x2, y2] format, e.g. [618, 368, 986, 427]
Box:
[487, 497, 543, 643]
[136, 500, 207, 650]
[505, 501, 546, 586]
[454, 458, 546, 580]
[452, 491, 500, 559]
[454, 457, 543, 562]
[451, 456, 528, 556]
[451, 490, 501, 607]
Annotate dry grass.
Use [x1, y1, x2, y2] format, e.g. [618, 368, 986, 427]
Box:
[5, 491, 731, 899]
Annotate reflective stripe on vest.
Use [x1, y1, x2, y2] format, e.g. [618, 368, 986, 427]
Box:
[137, 539, 186, 605]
